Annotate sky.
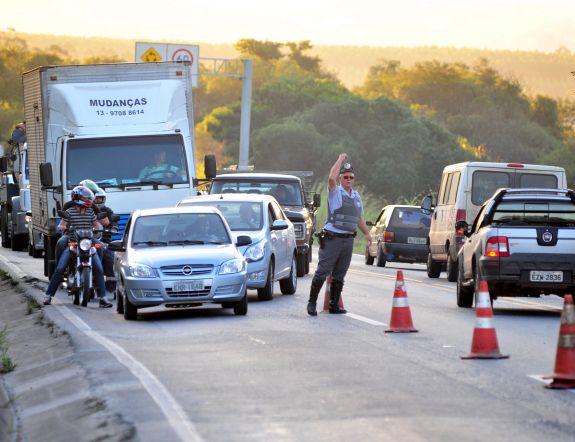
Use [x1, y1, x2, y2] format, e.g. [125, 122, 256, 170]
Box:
[1, 0, 574, 51]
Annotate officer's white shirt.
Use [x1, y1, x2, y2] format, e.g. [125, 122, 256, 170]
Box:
[324, 185, 364, 234]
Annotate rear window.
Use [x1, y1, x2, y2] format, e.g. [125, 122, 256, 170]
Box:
[390, 209, 431, 229]
[518, 173, 558, 189]
[472, 171, 511, 205]
[491, 201, 575, 227]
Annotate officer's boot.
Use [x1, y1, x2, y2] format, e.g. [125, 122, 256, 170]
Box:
[329, 279, 347, 314]
[307, 276, 324, 316]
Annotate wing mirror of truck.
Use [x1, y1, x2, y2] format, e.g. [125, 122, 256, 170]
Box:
[107, 240, 125, 252]
[236, 235, 252, 247]
[204, 154, 217, 180]
[455, 220, 471, 237]
[0, 157, 7, 173]
[39, 162, 53, 187]
[421, 194, 434, 213]
[313, 193, 321, 208]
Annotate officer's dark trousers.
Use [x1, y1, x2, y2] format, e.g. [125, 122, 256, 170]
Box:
[314, 235, 354, 282]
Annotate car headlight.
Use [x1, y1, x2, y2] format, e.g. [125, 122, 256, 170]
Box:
[79, 238, 92, 251]
[219, 258, 246, 275]
[129, 264, 157, 278]
[293, 222, 306, 240]
[244, 241, 265, 262]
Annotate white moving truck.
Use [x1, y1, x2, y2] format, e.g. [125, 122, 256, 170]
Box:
[23, 62, 215, 276]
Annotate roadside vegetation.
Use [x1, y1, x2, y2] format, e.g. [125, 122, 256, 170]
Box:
[0, 326, 16, 373]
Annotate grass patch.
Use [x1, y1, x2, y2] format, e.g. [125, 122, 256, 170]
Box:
[0, 326, 16, 373]
[24, 295, 41, 315]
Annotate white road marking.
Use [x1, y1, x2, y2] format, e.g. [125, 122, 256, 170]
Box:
[59, 306, 203, 442]
[528, 374, 575, 394]
[248, 335, 266, 345]
[345, 312, 387, 327]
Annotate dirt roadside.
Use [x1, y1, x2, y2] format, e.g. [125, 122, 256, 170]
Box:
[0, 272, 136, 442]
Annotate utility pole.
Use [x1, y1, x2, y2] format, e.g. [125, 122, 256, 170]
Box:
[238, 59, 253, 171]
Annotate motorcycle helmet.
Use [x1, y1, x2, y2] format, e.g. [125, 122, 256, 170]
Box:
[94, 187, 106, 207]
[79, 179, 99, 194]
[71, 186, 95, 207]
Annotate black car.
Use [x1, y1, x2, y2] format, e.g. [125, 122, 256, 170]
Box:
[365, 205, 431, 267]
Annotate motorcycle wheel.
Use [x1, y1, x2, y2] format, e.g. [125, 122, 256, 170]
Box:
[80, 267, 91, 307]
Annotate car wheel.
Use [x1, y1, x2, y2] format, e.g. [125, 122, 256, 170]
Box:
[446, 254, 458, 282]
[123, 292, 138, 320]
[427, 253, 441, 278]
[233, 291, 248, 316]
[280, 254, 297, 295]
[116, 289, 124, 314]
[456, 257, 473, 308]
[376, 243, 386, 267]
[365, 245, 374, 265]
[257, 260, 274, 301]
[296, 253, 306, 277]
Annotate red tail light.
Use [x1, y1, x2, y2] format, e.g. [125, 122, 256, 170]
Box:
[485, 236, 510, 258]
[507, 162, 524, 168]
[383, 231, 395, 243]
[455, 209, 467, 234]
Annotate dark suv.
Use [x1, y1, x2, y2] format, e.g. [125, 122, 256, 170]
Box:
[209, 173, 320, 276]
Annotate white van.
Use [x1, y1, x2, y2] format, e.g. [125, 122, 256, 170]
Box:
[422, 161, 567, 281]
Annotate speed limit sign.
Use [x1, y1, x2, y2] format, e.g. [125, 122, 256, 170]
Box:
[171, 48, 194, 63]
[135, 42, 199, 87]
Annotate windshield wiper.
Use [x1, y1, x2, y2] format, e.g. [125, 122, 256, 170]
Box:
[133, 240, 168, 246]
[168, 240, 205, 245]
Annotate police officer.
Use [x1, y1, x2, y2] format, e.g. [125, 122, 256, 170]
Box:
[307, 153, 372, 316]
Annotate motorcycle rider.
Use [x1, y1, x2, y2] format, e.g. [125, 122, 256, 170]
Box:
[91, 186, 118, 291]
[43, 186, 112, 308]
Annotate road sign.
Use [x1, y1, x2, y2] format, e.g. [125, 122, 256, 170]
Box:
[135, 42, 199, 87]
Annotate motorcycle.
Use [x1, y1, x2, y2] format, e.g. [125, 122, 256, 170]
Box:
[65, 229, 102, 307]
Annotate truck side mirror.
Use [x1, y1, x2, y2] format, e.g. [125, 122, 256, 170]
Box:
[313, 193, 321, 208]
[39, 162, 53, 187]
[204, 154, 217, 180]
[0, 157, 7, 173]
[421, 194, 433, 213]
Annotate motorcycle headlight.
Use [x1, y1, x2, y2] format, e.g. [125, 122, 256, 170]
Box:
[79, 238, 92, 251]
[219, 258, 246, 275]
[129, 263, 157, 278]
[244, 241, 265, 262]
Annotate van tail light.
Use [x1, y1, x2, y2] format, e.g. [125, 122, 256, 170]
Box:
[485, 236, 510, 258]
[383, 231, 395, 243]
[507, 163, 524, 168]
[455, 209, 467, 234]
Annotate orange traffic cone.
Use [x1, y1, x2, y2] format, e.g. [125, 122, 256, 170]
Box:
[461, 280, 508, 359]
[322, 275, 344, 312]
[543, 294, 575, 389]
[385, 271, 418, 333]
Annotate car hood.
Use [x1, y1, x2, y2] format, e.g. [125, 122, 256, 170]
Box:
[282, 206, 307, 222]
[230, 230, 266, 254]
[129, 244, 241, 268]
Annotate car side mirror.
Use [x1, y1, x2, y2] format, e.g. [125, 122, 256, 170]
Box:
[107, 240, 125, 252]
[455, 220, 471, 237]
[204, 154, 217, 180]
[366, 221, 374, 227]
[236, 235, 252, 247]
[313, 193, 321, 208]
[271, 219, 289, 231]
[39, 162, 53, 187]
[421, 194, 434, 213]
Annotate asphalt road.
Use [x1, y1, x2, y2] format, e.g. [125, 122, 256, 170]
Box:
[1, 247, 574, 442]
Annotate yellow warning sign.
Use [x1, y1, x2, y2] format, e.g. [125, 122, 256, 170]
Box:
[140, 47, 162, 62]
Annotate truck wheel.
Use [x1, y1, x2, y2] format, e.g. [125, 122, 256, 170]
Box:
[456, 258, 473, 308]
[279, 255, 297, 295]
[296, 254, 306, 277]
[427, 253, 441, 278]
[446, 254, 458, 282]
[1, 208, 11, 248]
[257, 260, 274, 301]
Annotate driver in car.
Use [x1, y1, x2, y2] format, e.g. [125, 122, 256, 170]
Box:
[239, 203, 258, 229]
[139, 150, 182, 181]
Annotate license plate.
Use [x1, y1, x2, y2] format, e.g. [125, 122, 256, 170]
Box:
[529, 271, 563, 283]
[407, 237, 426, 245]
[173, 280, 205, 292]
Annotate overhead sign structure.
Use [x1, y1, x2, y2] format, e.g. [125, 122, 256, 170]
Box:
[135, 42, 199, 87]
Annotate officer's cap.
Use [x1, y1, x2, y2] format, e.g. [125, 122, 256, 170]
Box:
[339, 162, 354, 175]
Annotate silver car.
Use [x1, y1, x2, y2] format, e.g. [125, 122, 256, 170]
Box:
[178, 194, 298, 301]
[108, 206, 251, 320]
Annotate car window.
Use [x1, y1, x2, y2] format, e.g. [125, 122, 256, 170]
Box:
[180, 201, 263, 231]
[471, 205, 487, 233]
[518, 173, 558, 189]
[446, 172, 460, 205]
[132, 213, 231, 246]
[437, 173, 448, 206]
[389, 208, 431, 229]
[472, 171, 511, 206]
[491, 201, 575, 226]
[440, 173, 453, 205]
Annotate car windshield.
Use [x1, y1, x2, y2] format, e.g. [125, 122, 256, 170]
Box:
[66, 134, 189, 189]
[491, 201, 575, 227]
[180, 201, 263, 231]
[389, 208, 431, 229]
[132, 213, 230, 247]
[211, 180, 302, 206]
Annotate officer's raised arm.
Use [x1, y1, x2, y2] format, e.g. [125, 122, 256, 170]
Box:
[328, 153, 348, 191]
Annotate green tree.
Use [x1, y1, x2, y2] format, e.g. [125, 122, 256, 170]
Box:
[234, 39, 283, 61]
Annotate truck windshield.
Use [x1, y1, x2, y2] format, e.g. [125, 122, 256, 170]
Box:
[66, 135, 189, 189]
[211, 180, 302, 206]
